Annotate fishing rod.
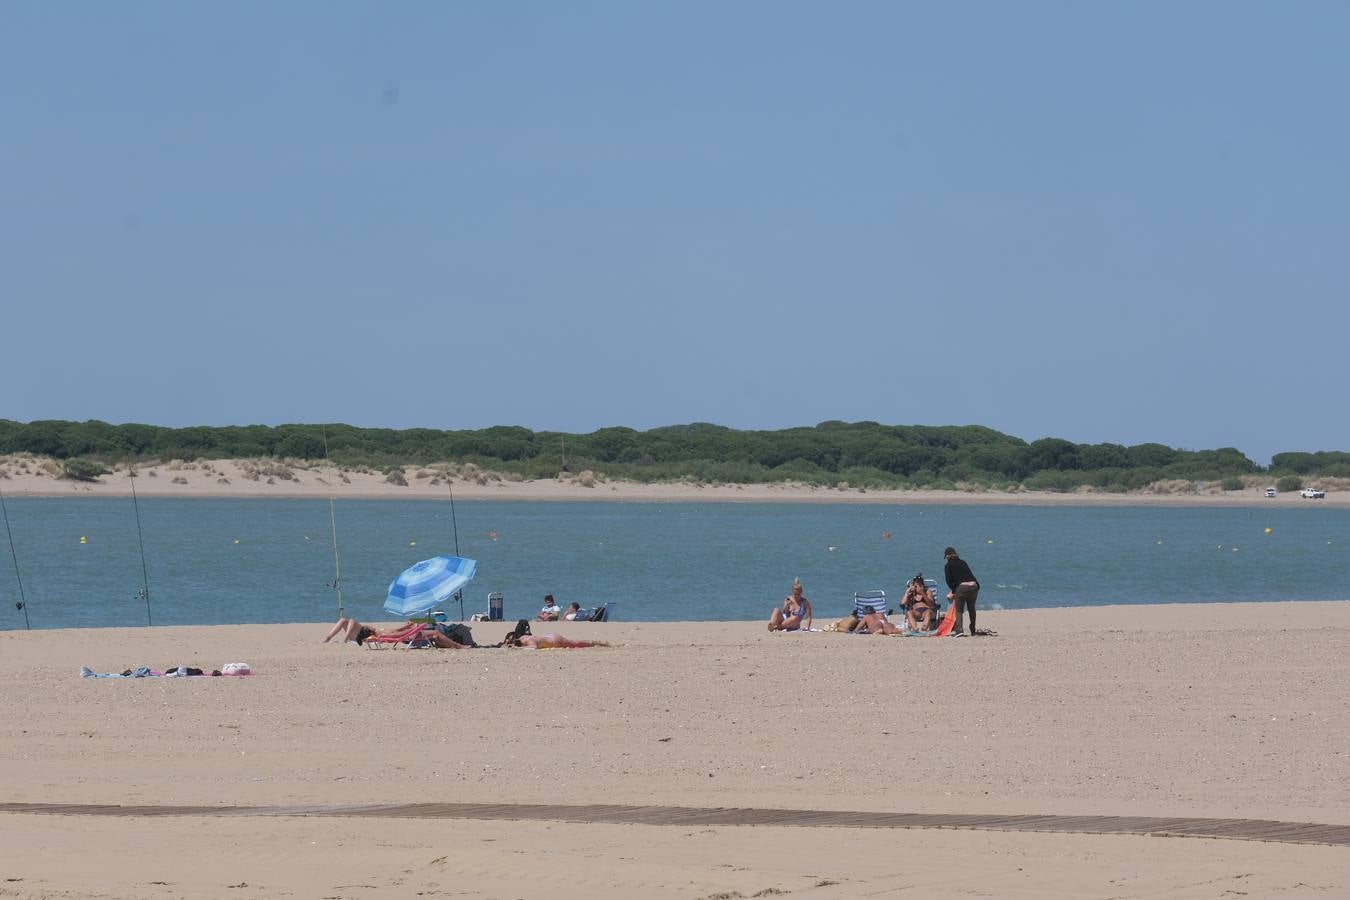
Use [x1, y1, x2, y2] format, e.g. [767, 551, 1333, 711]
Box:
[128, 463, 152, 626]
[321, 425, 344, 619]
[0, 483, 31, 630]
[446, 467, 463, 620]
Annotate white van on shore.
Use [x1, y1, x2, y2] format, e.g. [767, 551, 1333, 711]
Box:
[1264, 487, 1278, 498]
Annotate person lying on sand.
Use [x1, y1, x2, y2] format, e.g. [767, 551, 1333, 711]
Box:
[500, 627, 609, 649]
[853, 610, 903, 635]
[322, 617, 470, 648]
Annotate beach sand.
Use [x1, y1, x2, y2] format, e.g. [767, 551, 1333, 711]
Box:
[1, 602, 1347, 898]
[2, 456, 1346, 507]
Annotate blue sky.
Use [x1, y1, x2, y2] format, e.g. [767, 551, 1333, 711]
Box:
[3, 2, 1346, 465]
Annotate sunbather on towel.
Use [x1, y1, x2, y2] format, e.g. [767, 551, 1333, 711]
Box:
[322, 617, 470, 648]
[768, 578, 814, 631]
[854, 611, 903, 635]
[503, 632, 609, 649]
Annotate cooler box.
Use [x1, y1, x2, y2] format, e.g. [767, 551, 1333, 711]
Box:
[488, 592, 504, 621]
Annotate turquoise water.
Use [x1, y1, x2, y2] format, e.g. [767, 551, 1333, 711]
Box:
[1, 498, 1347, 629]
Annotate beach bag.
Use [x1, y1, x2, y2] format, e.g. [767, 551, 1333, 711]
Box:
[440, 623, 476, 646]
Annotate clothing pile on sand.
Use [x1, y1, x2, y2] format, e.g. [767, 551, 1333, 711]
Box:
[80, 662, 252, 678]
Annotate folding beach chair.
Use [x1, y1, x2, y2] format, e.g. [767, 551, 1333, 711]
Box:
[588, 602, 616, 622]
[363, 623, 433, 649]
[852, 590, 889, 618]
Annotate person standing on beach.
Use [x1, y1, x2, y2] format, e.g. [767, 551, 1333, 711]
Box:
[943, 547, 980, 636]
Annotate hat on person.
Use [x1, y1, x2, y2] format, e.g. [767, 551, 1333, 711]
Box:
[943, 547, 957, 558]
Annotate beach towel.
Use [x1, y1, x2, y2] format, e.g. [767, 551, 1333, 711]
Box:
[934, 603, 958, 637]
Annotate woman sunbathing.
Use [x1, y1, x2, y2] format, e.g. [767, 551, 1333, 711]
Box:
[502, 631, 609, 649]
[322, 617, 470, 648]
[853, 611, 903, 635]
[902, 575, 937, 631]
[768, 578, 814, 631]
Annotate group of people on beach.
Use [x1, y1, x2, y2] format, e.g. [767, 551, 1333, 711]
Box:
[321, 616, 609, 650]
[767, 546, 982, 637]
[536, 594, 591, 622]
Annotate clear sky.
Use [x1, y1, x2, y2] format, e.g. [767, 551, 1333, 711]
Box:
[3, 2, 1347, 465]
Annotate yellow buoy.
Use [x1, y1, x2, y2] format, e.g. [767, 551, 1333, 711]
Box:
[234, 539, 240, 544]
[1264, 527, 1273, 534]
[987, 539, 994, 544]
[79, 536, 88, 544]
[410, 540, 417, 547]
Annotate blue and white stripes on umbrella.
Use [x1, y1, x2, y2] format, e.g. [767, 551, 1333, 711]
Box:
[385, 556, 478, 617]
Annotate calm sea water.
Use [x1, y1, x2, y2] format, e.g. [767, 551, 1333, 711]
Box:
[1, 498, 1347, 630]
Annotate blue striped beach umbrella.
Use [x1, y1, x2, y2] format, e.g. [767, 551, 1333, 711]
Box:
[384, 555, 478, 617]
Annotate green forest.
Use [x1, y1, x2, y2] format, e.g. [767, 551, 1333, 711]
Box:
[1, 418, 1343, 492]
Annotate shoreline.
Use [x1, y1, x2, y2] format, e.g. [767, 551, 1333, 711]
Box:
[3, 457, 1345, 507]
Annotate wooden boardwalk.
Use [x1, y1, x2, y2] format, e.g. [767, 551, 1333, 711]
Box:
[3, 801, 1348, 847]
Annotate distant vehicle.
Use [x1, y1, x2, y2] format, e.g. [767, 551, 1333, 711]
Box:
[1264, 487, 1278, 498]
[1300, 488, 1326, 499]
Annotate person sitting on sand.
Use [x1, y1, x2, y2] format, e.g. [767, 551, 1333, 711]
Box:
[853, 610, 903, 635]
[768, 578, 814, 632]
[902, 574, 937, 631]
[537, 594, 562, 621]
[321, 617, 471, 649]
[563, 602, 583, 621]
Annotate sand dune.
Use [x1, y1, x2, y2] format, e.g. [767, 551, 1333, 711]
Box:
[3, 456, 1344, 507]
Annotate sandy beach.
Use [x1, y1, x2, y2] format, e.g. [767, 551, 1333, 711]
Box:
[3, 456, 1346, 508]
[2, 602, 1347, 898]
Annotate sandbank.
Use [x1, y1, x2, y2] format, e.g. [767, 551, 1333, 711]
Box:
[2, 601, 1347, 897]
[3, 457, 1346, 507]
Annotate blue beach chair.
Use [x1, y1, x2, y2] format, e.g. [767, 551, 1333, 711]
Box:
[852, 590, 889, 617]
